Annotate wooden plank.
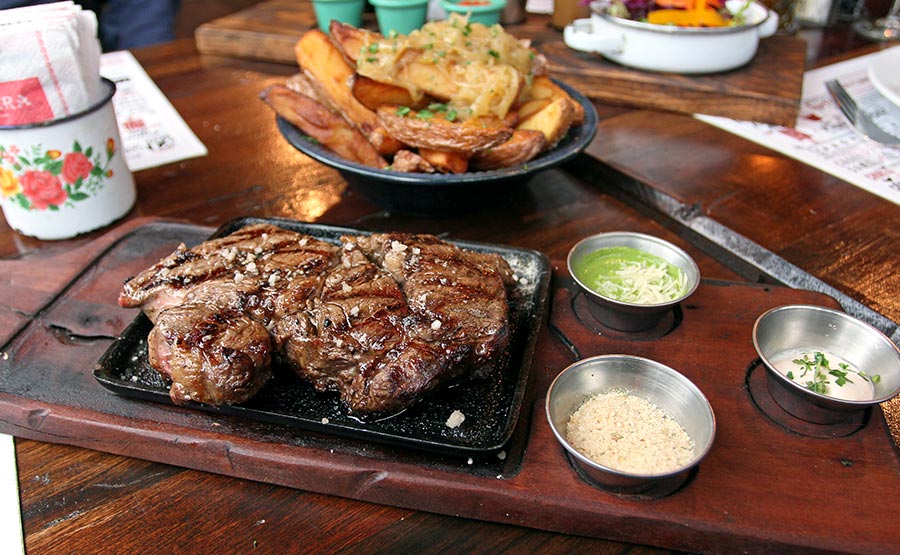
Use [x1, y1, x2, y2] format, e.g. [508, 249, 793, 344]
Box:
[194, 0, 323, 64]
[194, 0, 804, 125]
[2, 220, 898, 554]
[536, 33, 805, 126]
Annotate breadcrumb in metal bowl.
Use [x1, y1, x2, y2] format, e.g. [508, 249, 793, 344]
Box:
[546, 354, 716, 497]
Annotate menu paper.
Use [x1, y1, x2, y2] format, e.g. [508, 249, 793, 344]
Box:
[696, 51, 900, 206]
[1, 433, 24, 555]
[99, 51, 208, 171]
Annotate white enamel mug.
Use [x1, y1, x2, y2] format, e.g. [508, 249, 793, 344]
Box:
[563, 0, 779, 74]
[0, 78, 135, 240]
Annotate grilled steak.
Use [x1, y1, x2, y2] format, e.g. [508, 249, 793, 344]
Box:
[118, 223, 338, 324]
[272, 243, 416, 412]
[352, 233, 514, 377]
[120, 224, 340, 405]
[149, 302, 272, 405]
[119, 224, 514, 414]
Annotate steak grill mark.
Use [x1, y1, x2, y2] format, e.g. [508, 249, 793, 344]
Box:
[119, 224, 513, 415]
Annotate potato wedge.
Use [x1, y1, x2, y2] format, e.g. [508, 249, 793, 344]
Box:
[513, 98, 551, 124]
[418, 149, 469, 174]
[294, 30, 403, 156]
[515, 96, 574, 150]
[529, 75, 585, 126]
[391, 150, 436, 173]
[351, 74, 428, 112]
[260, 85, 387, 169]
[377, 106, 513, 153]
[329, 20, 381, 65]
[471, 129, 546, 171]
[285, 72, 323, 102]
[396, 57, 459, 102]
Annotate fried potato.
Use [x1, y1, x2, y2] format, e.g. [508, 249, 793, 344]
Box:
[515, 97, 574, 150]
[471, 129, 546, 171]
[529, 75, 585, 126]
[513, 98, 551, 124]
[418, 149, 469, 174]
[396, 56, 460, 102]
[377, 106, 513, 153]
[329, 20, 380, 65]
[260, 85, 387, 169]
[285, 72, 325, 103]
[273, 22, 582, 174]
[351, 74, 428, 112]
[295, 30, 403, 156]
[399, 58, 523, 119]
[391, 150, 436, 173]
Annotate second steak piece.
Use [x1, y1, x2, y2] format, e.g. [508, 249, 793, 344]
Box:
[275, 234, 515, 415]
[352, 233, 515, 378]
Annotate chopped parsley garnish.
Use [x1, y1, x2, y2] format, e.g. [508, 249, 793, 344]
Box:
[423, 103, 457, 122]
[789, 351, 879, 395]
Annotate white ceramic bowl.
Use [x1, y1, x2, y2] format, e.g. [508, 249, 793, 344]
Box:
[563, 0, 778, 74]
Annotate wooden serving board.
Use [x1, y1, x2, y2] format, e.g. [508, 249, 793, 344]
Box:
[1, 218, 898, 554]
[194, 0, 805, 125]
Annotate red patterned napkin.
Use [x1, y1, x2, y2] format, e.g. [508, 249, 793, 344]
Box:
[0, 1, 102, 126]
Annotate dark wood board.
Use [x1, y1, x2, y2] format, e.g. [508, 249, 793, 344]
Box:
[194, 0, 805, 125]
[1, 218, 898, 554]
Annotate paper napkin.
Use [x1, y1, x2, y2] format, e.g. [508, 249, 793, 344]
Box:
[0, 1, 102, 126]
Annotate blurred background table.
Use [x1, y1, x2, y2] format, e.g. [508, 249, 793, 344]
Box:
[4, 3, 900, 554]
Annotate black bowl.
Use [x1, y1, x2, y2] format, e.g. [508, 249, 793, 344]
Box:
[276, 79, 599, 215]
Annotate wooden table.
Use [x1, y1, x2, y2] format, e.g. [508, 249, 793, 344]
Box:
[3, 14, 900, 555]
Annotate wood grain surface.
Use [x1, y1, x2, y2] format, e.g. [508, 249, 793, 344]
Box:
[194, 0, 805, 125]
[4, 217, 897, 554]
[2, 15, 899, 555]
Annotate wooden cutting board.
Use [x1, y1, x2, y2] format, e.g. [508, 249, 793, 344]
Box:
[2, 218, 898, 554]
[195, 0, 805, 125]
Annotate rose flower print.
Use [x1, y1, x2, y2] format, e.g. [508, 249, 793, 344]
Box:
[62, 152, 94, 184]
[0, 138, 117, 211]
[20, 170, 67, 209]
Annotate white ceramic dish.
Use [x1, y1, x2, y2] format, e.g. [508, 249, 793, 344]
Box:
[563, 0, 778, 74]
[868, 45, 900, 109]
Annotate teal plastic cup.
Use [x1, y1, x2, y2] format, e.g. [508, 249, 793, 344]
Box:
[439, 0, 508, 25]
[370, 0, 429, 35]
[312, 0, 366, 32]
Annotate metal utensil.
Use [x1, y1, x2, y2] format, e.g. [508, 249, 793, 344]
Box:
[825, 79, 900, 146]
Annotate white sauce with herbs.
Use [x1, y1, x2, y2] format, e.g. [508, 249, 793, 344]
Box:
[770, 349, 880, 401]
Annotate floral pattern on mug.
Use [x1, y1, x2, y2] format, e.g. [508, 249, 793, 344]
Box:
[0, 138, 116, 211]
